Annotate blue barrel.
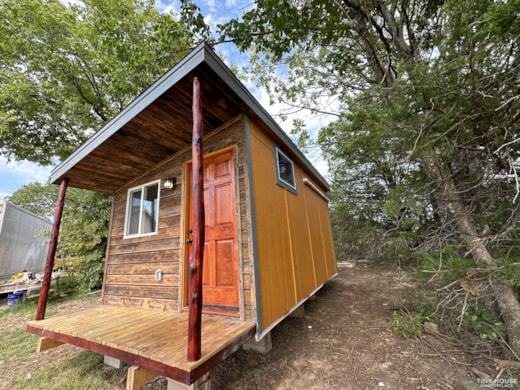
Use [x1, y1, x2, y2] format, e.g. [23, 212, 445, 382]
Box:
[14, 291, 24, 303]
[7, 294, 16, 307]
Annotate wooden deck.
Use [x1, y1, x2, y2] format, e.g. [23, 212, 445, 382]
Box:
[26, 305, 256, 385]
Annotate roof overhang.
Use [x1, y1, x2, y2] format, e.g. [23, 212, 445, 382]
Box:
[51, 43, 329, 193]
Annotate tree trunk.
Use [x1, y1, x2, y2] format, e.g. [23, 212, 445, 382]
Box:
[424, 158, 520, 358]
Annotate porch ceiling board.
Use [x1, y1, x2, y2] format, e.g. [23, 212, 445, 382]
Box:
[26, 305, 256, 385]
[50, 43, 329, 193]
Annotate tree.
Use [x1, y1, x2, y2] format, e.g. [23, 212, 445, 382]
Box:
[1, 0, 196, 290]
[215, 0, 520, 356]
[8, 182, 111, 291]
[0, 0, 194, 165]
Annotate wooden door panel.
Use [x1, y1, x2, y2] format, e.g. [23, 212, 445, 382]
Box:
[215, 183, 233, 225]
[187, 149, 239, 314]
[215, 239, 235, 287]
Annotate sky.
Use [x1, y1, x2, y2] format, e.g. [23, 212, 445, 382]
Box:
[0, 0, 332, 201]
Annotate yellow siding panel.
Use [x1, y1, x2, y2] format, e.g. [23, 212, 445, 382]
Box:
[318, 196, 338, 278]
[250, 126, 296, 329]
[250, 120, 337, 332]
[303, 182, 337, 285]
[286, 168, 318, 301]
[303, 185, 328, 285]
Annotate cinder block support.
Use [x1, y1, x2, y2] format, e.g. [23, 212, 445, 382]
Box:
[290, 304, 305, 318]
[243, 332, 272, 354]
[104, 355, 123, 369]
[167, 373, 211, 390]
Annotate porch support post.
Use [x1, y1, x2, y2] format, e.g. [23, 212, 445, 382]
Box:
[35, 178, 68, 320]
[188, 76, 205, 362]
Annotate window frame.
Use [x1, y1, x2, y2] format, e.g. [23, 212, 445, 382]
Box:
[123, 179, 161, 239]
[274, 145, 297, 193]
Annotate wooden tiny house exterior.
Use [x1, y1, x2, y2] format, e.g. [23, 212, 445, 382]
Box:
[27, 44, 336, 387]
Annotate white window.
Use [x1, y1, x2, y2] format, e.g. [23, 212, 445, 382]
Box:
[275, 146, 297, 193]
[124, 180, 160, 238]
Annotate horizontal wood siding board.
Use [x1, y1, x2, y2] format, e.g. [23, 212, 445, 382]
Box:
[109, 239, 180, 254]
[104, 285, 178, 299]
[103, 296, 178, 310]
[102, 116, 253, 322]
[107, 252, 179, 265]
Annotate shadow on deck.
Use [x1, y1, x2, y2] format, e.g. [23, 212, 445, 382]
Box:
[26, 305, 256, 385]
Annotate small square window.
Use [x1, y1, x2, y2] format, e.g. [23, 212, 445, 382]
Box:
[124, 180, 160, 238]
[275, 146, 297, 192]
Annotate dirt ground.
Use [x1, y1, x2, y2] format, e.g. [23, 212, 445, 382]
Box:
[2, 264, 518, 389]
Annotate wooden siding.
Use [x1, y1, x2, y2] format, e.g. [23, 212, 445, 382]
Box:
[101, 116, 254, 323]
[249, 121, 337, 332]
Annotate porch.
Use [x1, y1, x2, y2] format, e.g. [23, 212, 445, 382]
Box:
[26, 305, 256, 387]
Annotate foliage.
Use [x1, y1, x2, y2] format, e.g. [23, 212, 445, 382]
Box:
[390, 310, 423, 338]
[0, 0, 194, 165]
[419, 250, 479, 283]
[8, 182, 111, 292]
[2, 0, 196, 292]
[211, 0, 520, 350]
[464, 304, 507, 340]
[389, 297, 438, 338]
[501, 261, 520, 288]
[214, 0, 520, 263]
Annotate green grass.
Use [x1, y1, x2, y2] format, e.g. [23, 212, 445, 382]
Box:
[12, 351, 107, 390]
[0, 327, 38, 361]
[0, 328, 39, 384]
[0, 291, 115, 389]
[0, 290, 98, 319]
[0, 298, 38, 318]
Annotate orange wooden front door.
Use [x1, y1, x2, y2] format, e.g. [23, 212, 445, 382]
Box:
[187, 149, 239, 315]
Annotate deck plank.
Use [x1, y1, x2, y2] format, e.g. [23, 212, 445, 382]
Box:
[26, 305, 255, 384]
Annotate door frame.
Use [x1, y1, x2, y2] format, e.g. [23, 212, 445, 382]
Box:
[181, 145, 242, 317]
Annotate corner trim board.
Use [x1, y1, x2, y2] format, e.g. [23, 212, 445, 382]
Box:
[244, 115, 263, 337]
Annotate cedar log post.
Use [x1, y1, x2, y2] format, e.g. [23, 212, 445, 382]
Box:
[187, 76, 205, 362]
[35, 178, 68, 320]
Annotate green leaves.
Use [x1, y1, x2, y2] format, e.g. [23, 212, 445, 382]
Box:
[8, 182, 111, 292]
[0, 0, 193, 165]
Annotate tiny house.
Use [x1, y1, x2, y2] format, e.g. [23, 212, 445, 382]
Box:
[27, 44, 336, 389]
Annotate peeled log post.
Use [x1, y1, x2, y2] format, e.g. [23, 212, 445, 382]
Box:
[35, 178, 68, 321]
[187, 76, 205, 362]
